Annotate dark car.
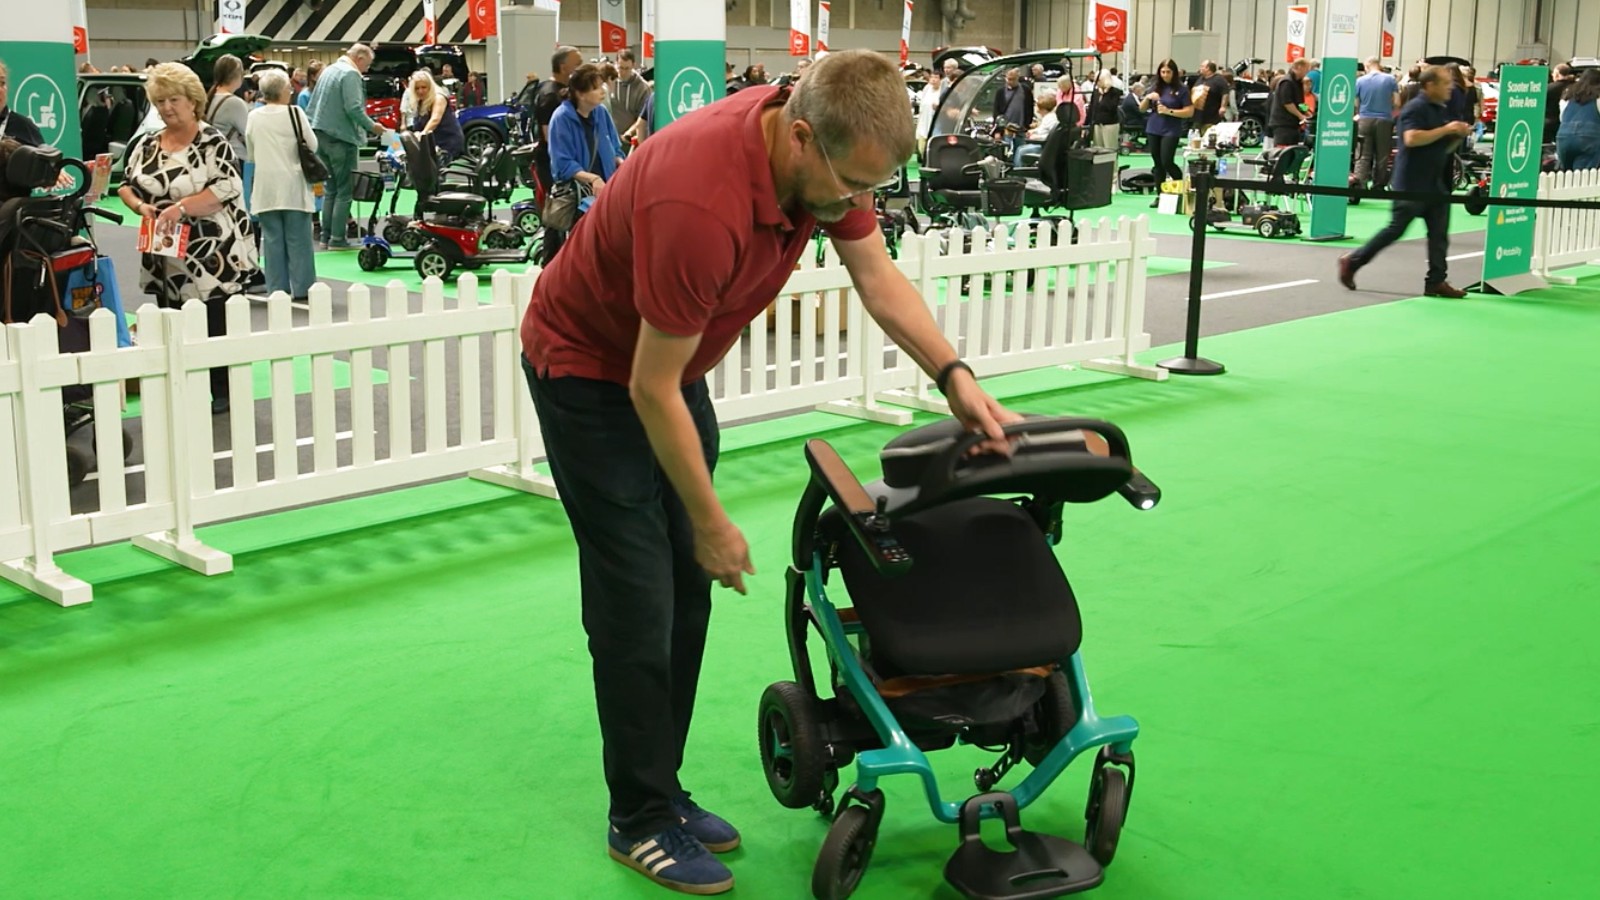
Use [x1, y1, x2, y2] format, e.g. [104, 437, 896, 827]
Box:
[179, 33, 274, 88]
[365, 43, 472, 137]
[76, 72, 157, 176]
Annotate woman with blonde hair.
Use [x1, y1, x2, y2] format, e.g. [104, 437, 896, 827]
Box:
[116, 62, 256, 414]
[401, 68, 465, 161]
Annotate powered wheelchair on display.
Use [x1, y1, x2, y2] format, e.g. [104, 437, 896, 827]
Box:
[760, 415, 1161, 899]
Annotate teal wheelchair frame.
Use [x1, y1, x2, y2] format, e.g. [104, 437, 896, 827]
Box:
[758, 419, 1160, 900]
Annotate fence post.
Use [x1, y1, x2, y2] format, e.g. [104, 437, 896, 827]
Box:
[471, 268, 559, 497]
[1083, 216, 1168, 381]
[0, 318, 94, 606]
[129, 306, 234, 576]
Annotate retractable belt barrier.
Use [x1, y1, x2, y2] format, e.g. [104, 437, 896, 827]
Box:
[1158, 162, 1600, 379]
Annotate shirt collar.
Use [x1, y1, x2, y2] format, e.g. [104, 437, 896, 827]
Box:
[744, 86, 794, 231]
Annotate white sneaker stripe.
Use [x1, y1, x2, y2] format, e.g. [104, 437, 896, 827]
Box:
[629, 838, 658, 861]
[646, 855, 677, 874]
[639, 848, 665, 867]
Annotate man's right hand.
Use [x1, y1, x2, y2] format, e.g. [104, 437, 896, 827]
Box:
[695, 517, 755, 595]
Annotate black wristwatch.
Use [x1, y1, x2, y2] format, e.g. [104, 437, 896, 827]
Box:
[935, 359, 973, 394]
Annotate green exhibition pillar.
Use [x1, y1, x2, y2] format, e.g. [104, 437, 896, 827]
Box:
[653, 0, 725, 130]
[1308, 57, 1358, 241]
[0, 4, 83, 163]
[1480, 64, 1549, 295]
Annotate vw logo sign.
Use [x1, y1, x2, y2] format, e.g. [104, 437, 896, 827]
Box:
[14, 74, 67, 148]
[1289, 20, 1305, 37]
[669, 66, 714, 119]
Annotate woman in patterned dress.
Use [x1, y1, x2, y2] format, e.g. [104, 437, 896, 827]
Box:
[116, 62, 257, 414]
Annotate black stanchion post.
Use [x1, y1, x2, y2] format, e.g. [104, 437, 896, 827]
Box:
[1160, 156, 1225, 376]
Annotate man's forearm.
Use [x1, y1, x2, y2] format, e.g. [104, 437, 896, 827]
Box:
[631, 383, 724, 528]
[860, 276, 960, 379]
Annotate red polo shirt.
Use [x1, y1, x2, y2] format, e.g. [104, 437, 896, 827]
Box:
[520, 86, 877, 385]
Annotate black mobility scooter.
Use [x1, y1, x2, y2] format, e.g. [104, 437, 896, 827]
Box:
[763, 416, 1161, 899]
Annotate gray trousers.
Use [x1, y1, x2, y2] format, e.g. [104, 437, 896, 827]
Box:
[1354, 118, 1394, 188]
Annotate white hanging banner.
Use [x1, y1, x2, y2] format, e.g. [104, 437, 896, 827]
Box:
[817, 1, 830, 53]
[900, 0, 912, 66]
[789, 0, 810, 56]
[1286, 5, 1309, 62]
[1086, 0, 1128, 53]
[217, 0, 245, 35]
[600, 0, 628, 53]
[643, 0, 657, 61]
[1324, 0, 1359, 58]
[1381, 0, 1399, 58]
[422, 0, 437, 43]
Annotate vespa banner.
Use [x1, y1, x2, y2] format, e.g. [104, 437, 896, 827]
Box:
[817, 1, 830, 53]
[790, 0, 810, 56]
[900, 1, 913, 66]
[217, 0, 245, 34]
[1381, 0, 1399, 58]
[643, 0, 656, 61]
[600, 0, 627, 54]
[1087, 0, 1128, 54]
[1286, 5, 1309, 63]
[1481, 65, 1549, 294]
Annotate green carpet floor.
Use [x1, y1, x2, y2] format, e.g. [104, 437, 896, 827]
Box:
[3, 275, 1597, 898]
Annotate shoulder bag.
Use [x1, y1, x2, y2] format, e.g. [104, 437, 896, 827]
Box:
[542, 119, 600, 232]
[288, 105, 330, 183]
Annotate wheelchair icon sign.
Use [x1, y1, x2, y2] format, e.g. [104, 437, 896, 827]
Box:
[669, 66, 714, 119]
[16, 74, 67, 147]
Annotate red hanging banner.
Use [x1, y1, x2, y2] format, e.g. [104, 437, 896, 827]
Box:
[469, 0, 499, 40]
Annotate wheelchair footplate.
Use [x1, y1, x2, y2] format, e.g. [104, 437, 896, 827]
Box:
[944, 793, 1104, 900]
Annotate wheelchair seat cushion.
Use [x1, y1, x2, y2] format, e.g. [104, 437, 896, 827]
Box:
[836, 496, 1081, 676]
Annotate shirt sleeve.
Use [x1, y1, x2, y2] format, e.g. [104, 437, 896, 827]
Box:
[821, 207, 877, 242]
[1396, 101, 1423, 140]
[632, 200, 737, 337]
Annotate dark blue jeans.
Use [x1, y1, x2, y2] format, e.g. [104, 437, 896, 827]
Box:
[1351, 198, 1452, 287]
[522, 360, 720, 837]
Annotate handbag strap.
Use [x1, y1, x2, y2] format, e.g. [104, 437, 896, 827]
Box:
[289, 105, 311, 148]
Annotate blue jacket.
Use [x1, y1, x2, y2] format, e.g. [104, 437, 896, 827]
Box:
[549, 100, 622, 184]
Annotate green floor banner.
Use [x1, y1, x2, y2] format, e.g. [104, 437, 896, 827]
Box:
[1308, 57, 1358, 241]
[1481, 64, 1548, 293]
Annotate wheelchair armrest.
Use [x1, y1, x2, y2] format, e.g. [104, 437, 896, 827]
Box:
[1011, 165, 1042, 180]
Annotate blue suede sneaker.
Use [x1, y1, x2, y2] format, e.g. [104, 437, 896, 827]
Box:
[671, 794, 741, 853]
[608, 823, 734, 895]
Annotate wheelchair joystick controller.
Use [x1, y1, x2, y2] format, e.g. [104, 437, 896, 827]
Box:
[804, 439, 913, 576]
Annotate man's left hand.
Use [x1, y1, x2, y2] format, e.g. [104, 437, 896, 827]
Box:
[944, 368, 1023, 456]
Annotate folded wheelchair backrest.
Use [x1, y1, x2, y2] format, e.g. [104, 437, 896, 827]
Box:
[1, 140, 63, 199]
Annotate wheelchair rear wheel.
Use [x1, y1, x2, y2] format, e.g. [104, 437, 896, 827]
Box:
[759, 681, 827, 810]
[1084, 765, 1129, 866]
[812, 804, 877, 900]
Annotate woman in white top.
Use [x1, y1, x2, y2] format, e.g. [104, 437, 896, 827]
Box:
[915, 70, 943, 152]
[245, 68, 318, 301]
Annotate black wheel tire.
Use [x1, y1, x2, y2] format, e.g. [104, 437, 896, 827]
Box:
[516, 209, 541, 235]
[1257, 218, 1278, 239]
[66, 445, 93, 488]
[357, 245, 388, 271]
[1084, 766, 1130, 867]
[1023, 670, 1077, 766]
[758, 681, 827, 810]
[811, 805, 877, 900]
[1239, 117, 1264, 148]
[1466, 185, 1488, 216]
[398, 229, 425, 252]
[89, 428, 136, 461]
[415, 247, 453, 281]
[483, 227, 521, 250]
[381, 218, 409, 245]
[464, 126, 502, 158]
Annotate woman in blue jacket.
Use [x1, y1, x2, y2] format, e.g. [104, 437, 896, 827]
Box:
[548, 64, 624, 220]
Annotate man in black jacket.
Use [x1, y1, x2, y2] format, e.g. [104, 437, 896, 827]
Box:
[1268, 59, 1312, 146]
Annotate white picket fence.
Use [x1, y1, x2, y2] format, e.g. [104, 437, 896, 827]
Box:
[2, 216, 1160, 607]
[1533, 168, 1600, 285]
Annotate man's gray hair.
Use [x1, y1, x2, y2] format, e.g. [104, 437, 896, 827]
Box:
[784, 49, 914, 162]
[258, 68, 291, 103]
[348, 44, 374, 63]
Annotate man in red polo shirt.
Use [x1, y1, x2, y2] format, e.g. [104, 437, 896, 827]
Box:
[521, 49, 1015, 895]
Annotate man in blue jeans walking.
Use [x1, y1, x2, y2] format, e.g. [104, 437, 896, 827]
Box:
[305, 43, 386, 250]
[1339, 66, 1473, 298]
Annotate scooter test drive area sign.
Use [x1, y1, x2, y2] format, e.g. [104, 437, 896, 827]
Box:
[1481, 65, 1548, 292]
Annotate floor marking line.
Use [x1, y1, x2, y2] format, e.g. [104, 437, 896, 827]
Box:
[1201, 278, 1319, 301]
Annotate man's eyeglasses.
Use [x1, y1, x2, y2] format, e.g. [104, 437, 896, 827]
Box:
[813, 136, 899, 203]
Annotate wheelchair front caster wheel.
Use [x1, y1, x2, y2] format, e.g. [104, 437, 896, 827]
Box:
[812, 804, 877, 900]
[758, 681, 826, 809]
[1084, 765, 1129, 866]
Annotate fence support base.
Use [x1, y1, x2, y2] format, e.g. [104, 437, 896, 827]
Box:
[470, 466, 561, 498]
[873, 390, 951, 416]
[1082, 358, 1170, 381]
[0, 558, 93, 607]
[131, 531, 233, 576]
[815, 400, 914, 426]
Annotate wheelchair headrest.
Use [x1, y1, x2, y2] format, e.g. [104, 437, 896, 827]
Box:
[879, 416, 1135, 509]
[1, 140, 63, 199]
[401, 132, 440, 196]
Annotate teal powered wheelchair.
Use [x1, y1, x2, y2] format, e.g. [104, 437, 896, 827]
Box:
[759, 416, 1161, 900]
